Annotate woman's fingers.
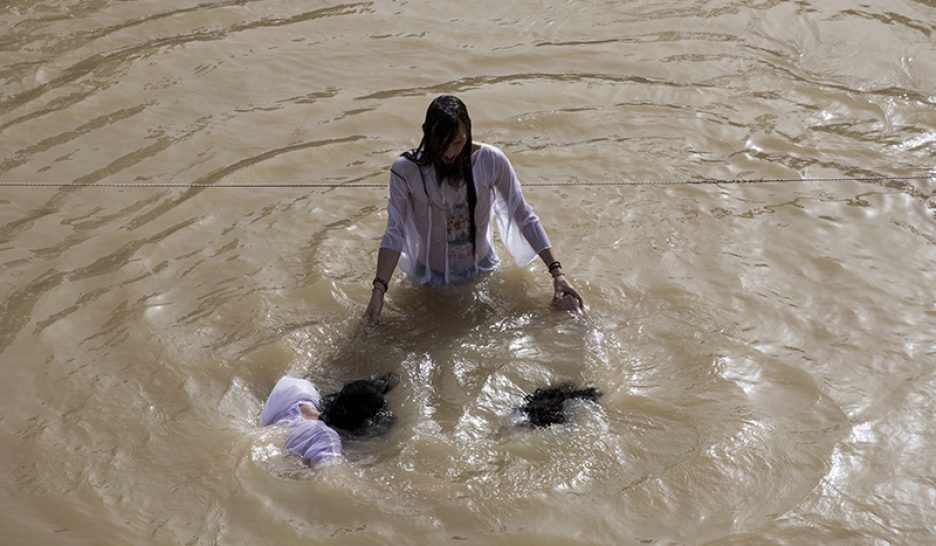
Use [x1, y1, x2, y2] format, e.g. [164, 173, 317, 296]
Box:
[553, 277, 584, 310]
[361, 291, 384, 326]
[551, 291, 581, 311]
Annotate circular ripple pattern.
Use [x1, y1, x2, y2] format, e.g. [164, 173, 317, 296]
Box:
[1, 1, 935, 545]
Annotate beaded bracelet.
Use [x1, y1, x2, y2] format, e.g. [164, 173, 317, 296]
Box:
[372, 276, 388, 293]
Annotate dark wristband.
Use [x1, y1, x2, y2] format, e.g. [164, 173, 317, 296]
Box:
[372, 276, 388, 293]
[547, 261, 562, 274]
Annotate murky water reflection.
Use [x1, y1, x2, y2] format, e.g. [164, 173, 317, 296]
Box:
[2, 1, 935, 544]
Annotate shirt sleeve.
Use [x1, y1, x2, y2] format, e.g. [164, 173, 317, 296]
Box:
[490, 146, 551, 265]
[379, 162, 410, 252]
[285, 419, 342, 465]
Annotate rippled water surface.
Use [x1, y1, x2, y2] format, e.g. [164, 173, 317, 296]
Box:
[2, 1, 935, 544]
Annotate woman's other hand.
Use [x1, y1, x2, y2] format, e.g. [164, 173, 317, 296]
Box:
[361, 286, 385, 326]
[551, 274, 583, 312]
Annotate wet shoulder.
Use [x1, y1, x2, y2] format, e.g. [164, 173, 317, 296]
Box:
[475, 142, 506, 160]
[474, 142, 511, 179]
[390, 155, 422, 183]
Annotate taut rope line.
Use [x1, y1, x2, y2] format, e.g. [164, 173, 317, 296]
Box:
[0, 175, 931, 189]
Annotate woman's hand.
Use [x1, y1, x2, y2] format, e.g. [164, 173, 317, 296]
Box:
[361, 286, 385, 326]
[362, 249, 400, 327]
[552, 274, 583, 312]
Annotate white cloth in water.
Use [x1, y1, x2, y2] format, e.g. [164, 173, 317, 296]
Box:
[260, 376, 341, 464]
[380, 143, 551, 285]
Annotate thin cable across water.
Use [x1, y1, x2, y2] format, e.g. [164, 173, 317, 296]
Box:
[0, 175, 931, 189]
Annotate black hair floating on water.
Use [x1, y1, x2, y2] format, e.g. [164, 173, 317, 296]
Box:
[519, 383, 602, 428]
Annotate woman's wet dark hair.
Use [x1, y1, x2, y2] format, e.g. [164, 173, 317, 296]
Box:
[519, 384, 602, 428]
[320, 374, 397, 436]
[403, 95, 477, 257]
[405, 95, 473, 169]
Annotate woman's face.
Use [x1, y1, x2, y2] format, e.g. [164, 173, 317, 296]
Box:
[439, 123, 467, 165]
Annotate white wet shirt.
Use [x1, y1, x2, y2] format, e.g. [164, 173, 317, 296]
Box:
[380, 143, 551, 285]
[260, 376, 341, 465]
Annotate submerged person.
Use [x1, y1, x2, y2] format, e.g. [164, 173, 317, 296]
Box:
[518, 384, 602, 427]
[362, 95, 583, 326]
[259, 373, 398, 466]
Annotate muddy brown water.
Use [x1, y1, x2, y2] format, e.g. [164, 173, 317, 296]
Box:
[1, 1, 935, 544]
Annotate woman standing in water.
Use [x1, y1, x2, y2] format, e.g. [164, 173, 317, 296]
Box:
[362, 95, 583, 326]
